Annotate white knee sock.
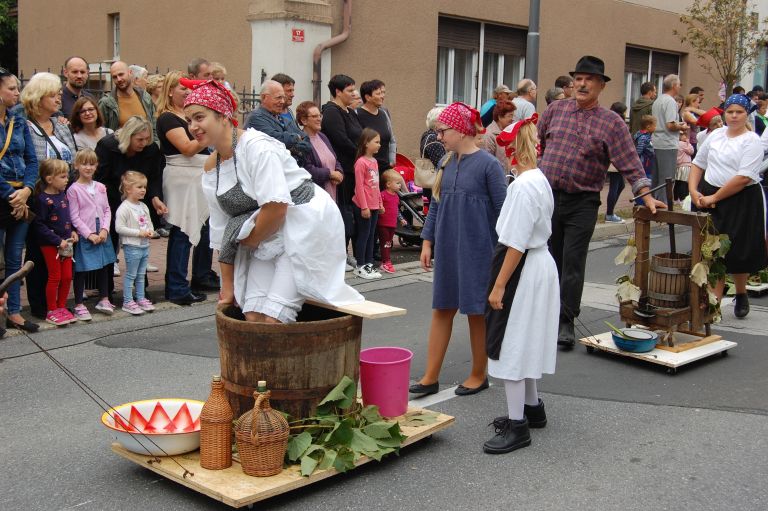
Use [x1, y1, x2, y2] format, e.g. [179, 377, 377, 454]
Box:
[503, 379, 525, 421]
[524, 378, 539, 406]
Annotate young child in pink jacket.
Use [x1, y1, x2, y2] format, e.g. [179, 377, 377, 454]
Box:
[352, 128, 384, 279]
[675, 131, 694, 202]
[66, 149, 117, 319]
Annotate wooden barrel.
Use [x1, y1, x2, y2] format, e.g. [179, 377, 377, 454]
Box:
[648, 252, 692, 309]
[215, 304, 363, 419]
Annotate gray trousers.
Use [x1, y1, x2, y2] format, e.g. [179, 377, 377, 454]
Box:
[652, 148, 677, 202]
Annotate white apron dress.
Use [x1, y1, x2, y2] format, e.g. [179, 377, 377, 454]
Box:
[162, 153, 210, 246]
[487, 169, 559, 380]
[201, 129, 363, 319]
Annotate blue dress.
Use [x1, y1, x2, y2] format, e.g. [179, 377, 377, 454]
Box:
[421, 150, 507, 314]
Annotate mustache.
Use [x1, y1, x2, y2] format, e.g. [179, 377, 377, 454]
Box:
[577, 88, 589, 93]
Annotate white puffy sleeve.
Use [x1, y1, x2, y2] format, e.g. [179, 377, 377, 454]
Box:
[496, 183, 535, 253]
[239, 138, 294, 206]
[201, 172, 226, 250]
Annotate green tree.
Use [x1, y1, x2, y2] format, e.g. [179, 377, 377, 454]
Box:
[0, 0, 18, 72]
[676, 0, 768, 96]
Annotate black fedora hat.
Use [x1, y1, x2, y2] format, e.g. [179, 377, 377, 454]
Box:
[569, 55, 611, 82]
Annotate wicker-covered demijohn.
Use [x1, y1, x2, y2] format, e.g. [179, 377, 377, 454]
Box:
[200, 376, 234, 470]
[234, 389, 289, 477]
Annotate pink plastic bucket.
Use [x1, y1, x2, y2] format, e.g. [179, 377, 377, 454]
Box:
[359, 347, 413, 417]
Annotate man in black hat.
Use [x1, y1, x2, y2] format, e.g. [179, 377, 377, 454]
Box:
[538, 55, 666, 349]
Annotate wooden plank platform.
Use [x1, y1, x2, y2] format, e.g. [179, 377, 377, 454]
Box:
[305, 299, 407, 319]
[579, 331, 736, 373]
[111, 407, 453, 508]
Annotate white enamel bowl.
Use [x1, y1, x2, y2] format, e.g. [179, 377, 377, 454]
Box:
[101, 398, 205, 456]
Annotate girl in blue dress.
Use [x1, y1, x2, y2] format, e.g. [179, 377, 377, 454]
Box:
[409, 102, 507, 397]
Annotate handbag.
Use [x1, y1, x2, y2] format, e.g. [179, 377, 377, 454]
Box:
[414, 140, 448, 189]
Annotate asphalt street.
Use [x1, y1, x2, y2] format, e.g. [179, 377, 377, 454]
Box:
[1, 232, 766, 511]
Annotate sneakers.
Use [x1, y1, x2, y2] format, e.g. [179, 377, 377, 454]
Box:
[146, 264, 159, 272]
[73, 304, 93, 321]
[605, 214, 625, 224]
[380, 261, 395, 274]
[122, 300, 145, 315]
[354, 264, 381, 280]
[366, 263, 382, 278]
[46, 308, 74, 326]
[95, 298, 116, 315]
[137, 298, 155, 312]
[346, 254, 357, 272]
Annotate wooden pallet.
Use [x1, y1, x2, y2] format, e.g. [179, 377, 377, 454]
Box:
[111, 407, 454, 508]
[579, 331, 736, 374]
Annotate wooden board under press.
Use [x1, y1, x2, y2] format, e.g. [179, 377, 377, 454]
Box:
[111, 407, 454, 509]
[306, 299, 406, 319]
[579, 331, 736, 369]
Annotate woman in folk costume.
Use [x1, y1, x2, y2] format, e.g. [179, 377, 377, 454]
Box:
[182, 78, 363, 323]
[483, 113, 559, 454]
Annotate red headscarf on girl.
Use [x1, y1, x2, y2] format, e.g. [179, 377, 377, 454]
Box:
[181, 78, 239, 127]
[437, 102, 485, 136]
[496, 113, 540, 165]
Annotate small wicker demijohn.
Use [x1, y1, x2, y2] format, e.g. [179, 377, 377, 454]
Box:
[200, 376, 234, 470]
[234, 381, 289, 477]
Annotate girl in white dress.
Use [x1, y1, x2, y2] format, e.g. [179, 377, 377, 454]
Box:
[181, 78, 363, 323]
[484, 114, 559, 454]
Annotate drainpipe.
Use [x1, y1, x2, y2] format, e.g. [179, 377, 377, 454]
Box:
[525, 0, 540, 85]
[313, 0, 352, 105]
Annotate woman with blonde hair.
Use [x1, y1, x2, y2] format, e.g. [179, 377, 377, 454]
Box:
[95, 115, 165, 293]
[156, 71, 215, 304]
[145, 74, 165, 106]
[418, 106, 447, 208]
[21, 71, 78, 320]
[410, 102, 506, 397]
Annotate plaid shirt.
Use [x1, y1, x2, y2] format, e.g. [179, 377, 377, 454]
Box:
[538, 99, 651, 194]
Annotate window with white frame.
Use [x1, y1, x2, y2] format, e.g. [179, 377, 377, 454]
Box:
[109, 13, 120, 60]
[436, 17, 526, 109]
[624, 46, 680, 107]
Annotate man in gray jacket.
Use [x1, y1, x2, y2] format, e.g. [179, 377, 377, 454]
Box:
[98, 61, 157, 141]
[246, 80, 311, 166]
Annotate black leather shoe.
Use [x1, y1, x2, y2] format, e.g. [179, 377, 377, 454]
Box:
[6, 318, 40, 333]
[409, 381, 439, 396]
[191, 276, 220, 292]
[455, 378, 489, 396]
[170, 292, 207, 306]
[557, 320, 575, 349]
[734, 293, 750, 318]
[494, 399, 547, 428]
[484, 417, 531, 454]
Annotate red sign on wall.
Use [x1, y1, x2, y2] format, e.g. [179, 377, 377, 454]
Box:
[292, 29, 305, 42]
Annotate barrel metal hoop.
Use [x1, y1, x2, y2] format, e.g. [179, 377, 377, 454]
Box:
[647, 290, 686, 302]
[221, 378, 336, 401]
[650, 263, 690, 275]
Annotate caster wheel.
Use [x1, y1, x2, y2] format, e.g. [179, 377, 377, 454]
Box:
[721, 350, 729, 358]
[586, 346, 596, 354]
[666, 367, 677, 375]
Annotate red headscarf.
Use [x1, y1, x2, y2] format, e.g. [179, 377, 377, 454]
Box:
[181, 78, 239, 127]
[496, 113, 540, 164]
[437, 102, 485, 136]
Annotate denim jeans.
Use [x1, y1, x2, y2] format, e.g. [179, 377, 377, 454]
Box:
[353, 207, 379, 266]
[165, 224, 212, 300]
[606, 173, 625, 216]
[122, 244, 149, 303]
[0, 219, 30, 314]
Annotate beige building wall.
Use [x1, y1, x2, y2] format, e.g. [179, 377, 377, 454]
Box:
[329, 0, 720, 158]
[17, 0, 254, 90]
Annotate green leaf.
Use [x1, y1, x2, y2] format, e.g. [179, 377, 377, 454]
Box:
[287, 431, 313, 462]
[690, 262, 709, 287]
[349, 428, 380, 453]
[333, 447, 355, 473]
[359, 405, 382, 424]
[399, 410, 441, 427]
[329, 418, 354, 445]
[316, 375, 356, 414]
[614, 245, 637, 266]
[300, 454, 318, 476]
[317, 448, 337, 470]
[363, 421, 397, 439]
[718, 235, 731, 257]
[616, 280, 642, 303]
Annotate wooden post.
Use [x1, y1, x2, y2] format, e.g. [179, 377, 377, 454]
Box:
[690, 221, 703, 332]
[634, 215, 651, 299]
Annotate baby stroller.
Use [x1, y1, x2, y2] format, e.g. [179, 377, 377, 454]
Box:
[393, 154, 427, 247]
